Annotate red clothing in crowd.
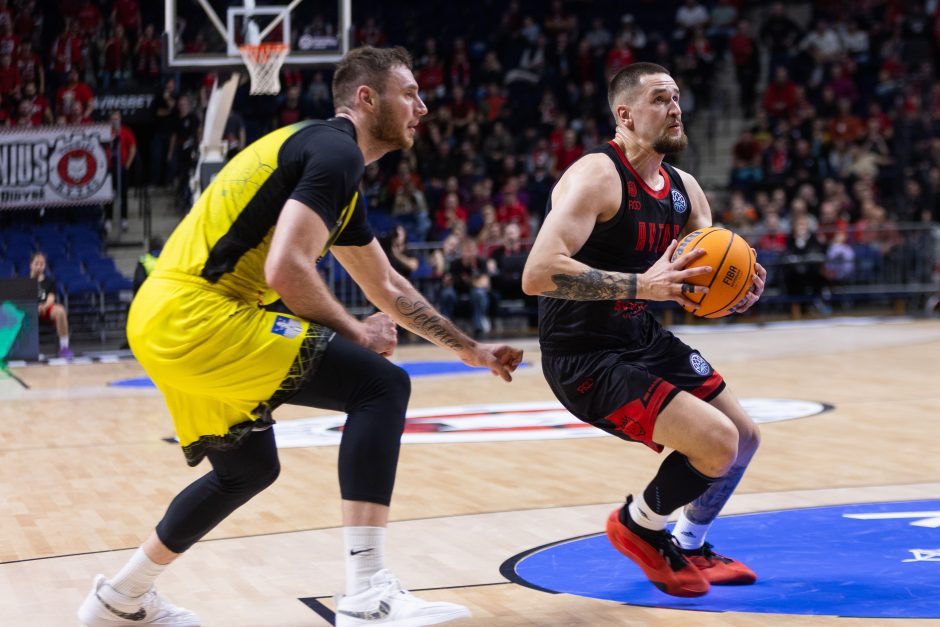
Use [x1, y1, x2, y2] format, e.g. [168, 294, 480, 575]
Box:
[13, 11, 39, 43]
[77, 1, 102, 38]
[103, 34, 127, 73]
[729, 30, 756, 68]
[107, 125, 137, 167]
[604, 45, 634, 79]
[416, 60, 445, 94]
[762, 80, 797, 119]
[112, 0, 140, 33]
[496, 199, 530, 239]
[758, 231, 787, 252]
[554, 143, 583, 172]
[51, 31, 82, 73]
[135, 32, 161, 77]
[24, 94, 51, 126]
[17, 50, 43, 86]
[0, 61, 20, 95]
[56, 80, 93, 115]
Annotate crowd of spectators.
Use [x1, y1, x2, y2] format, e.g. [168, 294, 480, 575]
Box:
[726, 1, 939, 312]
[1, 0, 938, 333]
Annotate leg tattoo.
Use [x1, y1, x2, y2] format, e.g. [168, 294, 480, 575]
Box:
[682, 462, 749, 525]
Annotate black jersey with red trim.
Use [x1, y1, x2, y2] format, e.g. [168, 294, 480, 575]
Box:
[538, 141, 692, 354]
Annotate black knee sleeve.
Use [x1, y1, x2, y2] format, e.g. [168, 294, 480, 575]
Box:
[643, 451, 718, 516]
[337, 359, 410, 505]
[285, 334, 412, 506]
[156, 428, 280, 553]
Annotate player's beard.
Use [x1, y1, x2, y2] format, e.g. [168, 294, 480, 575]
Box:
[370, 99, 412, 151]
[653, 128, 688, 155]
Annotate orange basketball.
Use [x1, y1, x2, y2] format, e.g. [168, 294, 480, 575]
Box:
[670, 227, 756, 318]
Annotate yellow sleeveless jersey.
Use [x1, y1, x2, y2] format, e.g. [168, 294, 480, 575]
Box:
[129, 118, 372, 464]
[154, 117, 374, 305]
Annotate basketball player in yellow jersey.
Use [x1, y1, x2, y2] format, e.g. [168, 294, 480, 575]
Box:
[79, 46, 522, 627]
[523, 63, 766, 598]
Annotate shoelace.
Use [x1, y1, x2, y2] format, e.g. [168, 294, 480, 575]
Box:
[375, 574, 412, 598]
[651, 530, 691, 572]
[697, 542, 732, 564]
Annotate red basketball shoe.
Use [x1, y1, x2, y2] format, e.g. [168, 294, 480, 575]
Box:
[606, 507, 710, 597]
[682, 543, 757, 585]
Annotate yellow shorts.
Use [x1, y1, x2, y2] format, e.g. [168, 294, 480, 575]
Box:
[128, 273, 333, 465]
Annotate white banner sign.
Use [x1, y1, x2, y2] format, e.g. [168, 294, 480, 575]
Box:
[0, 124, 114, 209]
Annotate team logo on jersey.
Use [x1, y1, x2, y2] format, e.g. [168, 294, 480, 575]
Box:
[271, 315, 303, 339]
[689, 352, 711, 376]
[48, 134, 109, 200]
[671, 188, 687, 214]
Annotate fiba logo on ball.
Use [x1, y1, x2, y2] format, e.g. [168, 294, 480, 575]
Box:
[671, 188, 687, 213]
[48, 135, 108, 200]
[689, 353, 711, 376]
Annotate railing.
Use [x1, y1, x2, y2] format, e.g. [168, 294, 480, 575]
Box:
[319, 222, 940, 328]
[746, 222, 939, 316]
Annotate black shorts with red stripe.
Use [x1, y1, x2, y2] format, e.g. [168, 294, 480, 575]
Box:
[541, 326, 725, 453]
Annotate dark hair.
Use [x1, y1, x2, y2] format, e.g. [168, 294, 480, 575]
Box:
[332, 45, 414, 109]
[30, 251, 46, 262]
[607, 62, 671, 112]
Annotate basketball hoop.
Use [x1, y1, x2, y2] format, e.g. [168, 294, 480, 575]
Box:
[239, 43, 289, 95]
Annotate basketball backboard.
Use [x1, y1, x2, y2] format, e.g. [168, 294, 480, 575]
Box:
[163, 0, 351, 72]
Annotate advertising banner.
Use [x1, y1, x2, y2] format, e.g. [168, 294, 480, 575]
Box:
[0, 125, 114, 209]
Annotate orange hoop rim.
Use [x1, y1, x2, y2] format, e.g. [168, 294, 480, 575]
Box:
[239, 42, 290, 60]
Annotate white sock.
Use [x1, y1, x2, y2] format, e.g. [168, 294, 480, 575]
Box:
[109, 547, 167, 598]
[59, 336, 69, 350]
[628, 493, 671, 532]
[672, 509, 712, 550]
[344, 526, 386, 596]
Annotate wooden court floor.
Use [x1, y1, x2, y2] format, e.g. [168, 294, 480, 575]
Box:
[1, 317, 939, 626]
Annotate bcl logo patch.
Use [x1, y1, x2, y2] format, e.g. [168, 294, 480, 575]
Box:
[671, 188, 687, 213]
[689, 352, 711, 376]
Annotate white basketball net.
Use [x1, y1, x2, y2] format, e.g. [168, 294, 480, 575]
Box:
[239, 43, 289, 95]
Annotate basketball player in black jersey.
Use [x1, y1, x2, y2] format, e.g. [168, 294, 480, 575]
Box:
[522, 63, 766, 597]
[78, 47, 522, 627]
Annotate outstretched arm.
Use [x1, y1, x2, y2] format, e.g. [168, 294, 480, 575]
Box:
[333, 239, 523, 382]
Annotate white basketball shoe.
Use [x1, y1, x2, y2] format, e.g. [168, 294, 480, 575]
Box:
[78, 574, 201, 626]
[334, 569, 471, 627]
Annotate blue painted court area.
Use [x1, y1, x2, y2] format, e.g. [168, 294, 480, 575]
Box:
[110, 360, 529, 387]
[510, 500, 940, 618]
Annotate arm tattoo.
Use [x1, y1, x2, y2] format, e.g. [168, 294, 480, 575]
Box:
[683, 463, 748, 525]
[544, 269, 638, 300]
[394, 297, 465, 350]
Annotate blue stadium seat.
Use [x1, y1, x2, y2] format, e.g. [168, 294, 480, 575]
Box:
[84, 257, 118, 278]
[62, 276, 101, 301]
[100, 274, 133, 292]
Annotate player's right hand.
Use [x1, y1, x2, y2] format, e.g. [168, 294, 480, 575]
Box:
[639, 240, 711, 309]
[360, 312, 398, 357]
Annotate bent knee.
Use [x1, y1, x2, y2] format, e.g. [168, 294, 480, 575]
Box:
[738, 421, 761, 457]
[232, 457, 280, 495]
[703, 419, 739, 476]
[364, 361, 411, 405]
[257, 458, 281, 490]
